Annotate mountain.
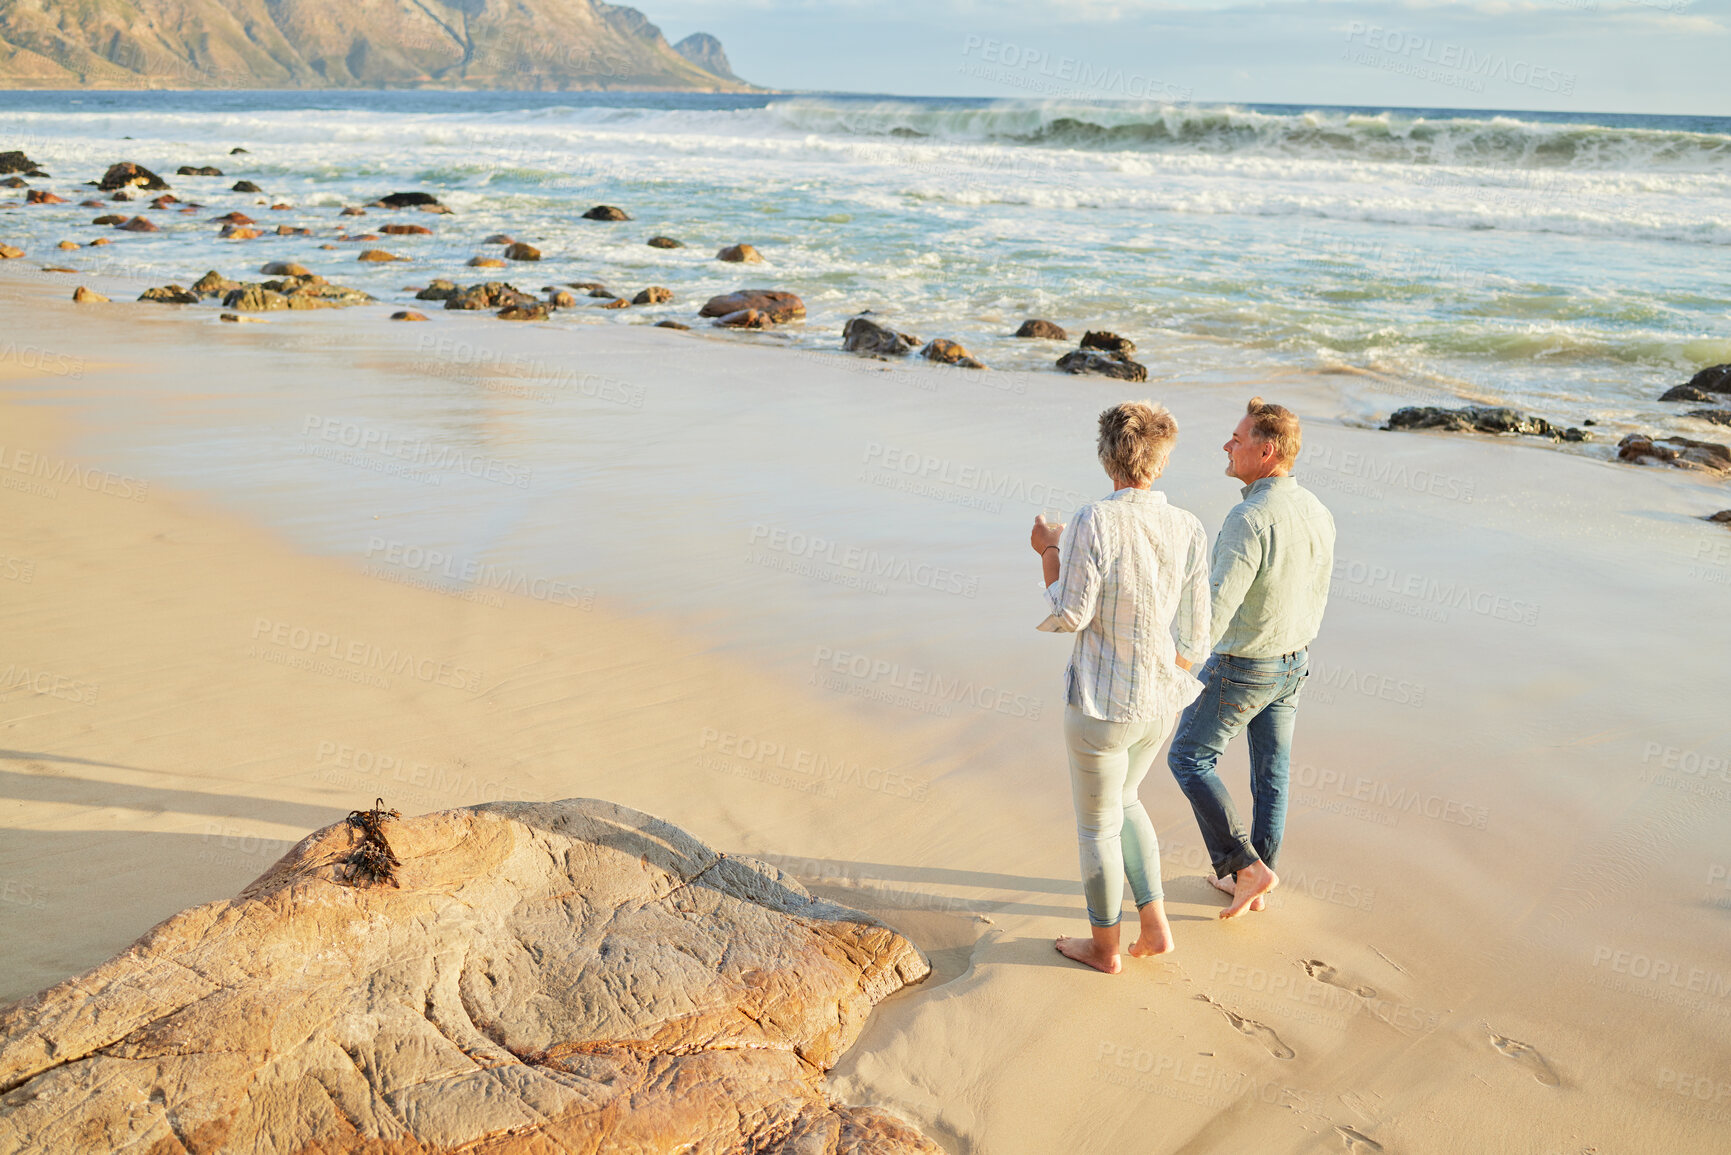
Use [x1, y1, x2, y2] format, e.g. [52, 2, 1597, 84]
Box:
[0, 0, 760, 90]
[672, 32, 736, 82]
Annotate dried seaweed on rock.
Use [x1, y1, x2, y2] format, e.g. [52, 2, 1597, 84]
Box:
[344, 797, 401, 887]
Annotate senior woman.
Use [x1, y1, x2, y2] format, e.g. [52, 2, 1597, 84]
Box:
[1031, 401, 1211, 974]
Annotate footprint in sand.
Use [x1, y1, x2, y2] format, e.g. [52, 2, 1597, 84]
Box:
[1303, 959, 1377, 999]
[1335, 1125, 1384, 1151]
[1194, 994, 1296, 1060]
[1488, 1029, 1561, 1086]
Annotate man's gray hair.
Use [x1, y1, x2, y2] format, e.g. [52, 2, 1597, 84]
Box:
[1097, 401, 1178, 486]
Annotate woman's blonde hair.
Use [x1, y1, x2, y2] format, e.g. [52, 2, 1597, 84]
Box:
[1097, 401, 1178, 485]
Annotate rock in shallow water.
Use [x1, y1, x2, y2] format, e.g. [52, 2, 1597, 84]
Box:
[137, 284, 200, 304]
[375, 191, 443, 210]
[921, 338, 985, 369]
[843, 316, 919, 357]
[1080, 330, 1134, 354]
[583, 204, 631, 221]
[700, 289, 805, 324]
[1617, 433, 1731, 477]
[98, 161, 169, 191]
[1057, 349, 1148, 381]
[1014, 319, 1067, 340]
[1385, 406, 1587, 442]
[717, 242, 763, 263]
[0, 799, 937, 1154]
[1678, 364, 1731, 395]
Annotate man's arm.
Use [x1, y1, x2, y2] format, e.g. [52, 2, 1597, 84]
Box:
[1175, 518, 1212, 670]
[1208, 510, 1264, 651]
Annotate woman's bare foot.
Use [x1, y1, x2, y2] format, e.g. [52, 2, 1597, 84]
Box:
[1128, 901, 1175, 957]
[1055, 927, 1122, 973]
[1220, 860, 1278, 919]
[1210, 871, 1266, 911]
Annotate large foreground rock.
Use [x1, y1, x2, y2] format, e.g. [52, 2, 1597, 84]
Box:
[0, 799, 938, 1154]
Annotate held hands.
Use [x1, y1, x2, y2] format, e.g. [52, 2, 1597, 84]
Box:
[1030, 515, 1064, 556]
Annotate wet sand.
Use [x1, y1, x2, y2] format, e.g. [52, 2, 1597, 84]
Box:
[2, 264, 1729, 1152]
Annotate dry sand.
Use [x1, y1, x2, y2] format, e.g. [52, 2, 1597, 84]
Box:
[2, 264, 1729, 1152]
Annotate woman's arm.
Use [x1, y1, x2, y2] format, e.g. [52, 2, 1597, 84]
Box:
[1035, 507, 1102, 634]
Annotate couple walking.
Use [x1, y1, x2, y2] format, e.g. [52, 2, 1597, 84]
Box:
[1031, 399, 1335, 974]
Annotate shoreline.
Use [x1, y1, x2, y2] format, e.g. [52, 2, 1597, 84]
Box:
[0, 252, 1720, 491]
[2, 257, 1730, 1151]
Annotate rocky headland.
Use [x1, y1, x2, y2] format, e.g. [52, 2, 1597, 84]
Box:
[0, 0, 756, 91]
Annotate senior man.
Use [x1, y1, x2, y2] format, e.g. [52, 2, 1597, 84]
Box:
[1167, 397, 1336, 919]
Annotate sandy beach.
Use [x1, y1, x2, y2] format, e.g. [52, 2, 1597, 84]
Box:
[2, 259, 1730, 1152]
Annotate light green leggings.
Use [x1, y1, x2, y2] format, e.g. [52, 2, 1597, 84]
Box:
[1064, 705, 1172, 927]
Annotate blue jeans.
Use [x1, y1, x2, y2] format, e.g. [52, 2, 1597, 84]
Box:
[1064, 705, 1173, 928]
[1166, 650, 1307, 879]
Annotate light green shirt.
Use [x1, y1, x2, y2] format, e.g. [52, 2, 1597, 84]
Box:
[1210, 475, 1336, 657]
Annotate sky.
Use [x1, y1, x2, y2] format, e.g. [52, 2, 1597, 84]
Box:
[648, 0, 1730, 116]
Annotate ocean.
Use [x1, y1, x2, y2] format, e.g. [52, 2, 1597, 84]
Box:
[3, 90, 1728, 434]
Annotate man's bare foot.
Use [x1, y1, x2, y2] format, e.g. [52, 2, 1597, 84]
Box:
[1055, 932, 1122, 973]
[1220, 860, 1278, 919]
[1211, 871, 1266, 911]
[1128, 901, 1176, 957]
